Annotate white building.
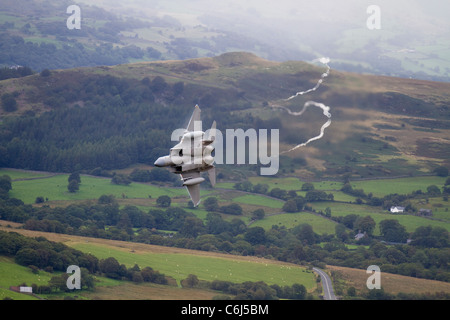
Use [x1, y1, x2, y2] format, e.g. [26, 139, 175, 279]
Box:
[19, 286, 33, 293]
[390, 206, 405, 213]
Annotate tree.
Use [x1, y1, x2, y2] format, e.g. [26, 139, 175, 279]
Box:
[184, 274, 199, 288]
[68, 172, 81, 184]
[40, 69, 51, 77]
[49, 274, 68, 292]
[98, 194, 116, 205]
[434, 166, 449, 177]
[35, 196, 45, 204]
[156, 195, 171, 207]
[244, 227, 266, 245]
[379, 219, 408, 243]
[293, 224, 316, 245]
[354, 216, 376, 235]
[1, 94, 17, 112]
[342, 214, 359, 229]
[0, 175, 12, 193]
[445, 177, 450, 186]
[426, 185, 441, 195]
[253, 183, 269, 194]
[282, 199, 298, 213]
[99, 257, 126, 279]
[179, 216, 205, 238]
[111, 173, 131, 185]
[251, 208, 265, 220]
[269, 188, 287, 200]
[203, 197, 219, 212]
[67, 179, 79, 193]
[81, 267, 95, 290]
[151, 76, 167, 93]
[301, 182, 315, 191]
[305, 190, 328, 202]
[291, 283, 306, 299]
[220, 203, 242, 215]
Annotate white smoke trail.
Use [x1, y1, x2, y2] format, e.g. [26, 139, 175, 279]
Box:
[270, 57, 332, 154]
[278, 101, 331, 154]
[284, 57, 330, 101]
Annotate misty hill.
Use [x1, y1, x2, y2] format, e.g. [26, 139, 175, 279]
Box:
[0, 52, 449, 179]
[1, 0, 449, 82]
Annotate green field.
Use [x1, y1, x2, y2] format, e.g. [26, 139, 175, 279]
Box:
[0, 169, 49, 180]
[251, 212, 337, 235]
[310, 202, 450, 235]
[3, 168, 449, 238]
[248, 176, 304, 191]
[350, 176, 447, 197]
[71, 243, 316, 289]
[7, 173, 190, 204]
[0, 256, 51, 300]
[232, 194, 284, 209]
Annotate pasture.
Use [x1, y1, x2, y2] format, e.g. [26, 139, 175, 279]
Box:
[0, 256, 50, 300]
[71, 242, 317, 290]
[6, 172, 190, 204]
[309, 202, 450, 234]
[2, 168, 449, 237]
[251, 212, 337, 235]
[349, 176, 447, 197]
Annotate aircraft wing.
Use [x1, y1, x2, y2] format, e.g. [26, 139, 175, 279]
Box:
[186, 104, 201, 132]
[186, 183, 201, 207]
[181, 171, 202, 206]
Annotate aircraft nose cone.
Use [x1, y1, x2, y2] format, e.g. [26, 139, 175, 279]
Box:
[154, 157, 166, 167]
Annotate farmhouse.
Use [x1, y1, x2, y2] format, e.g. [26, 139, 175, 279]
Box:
[10, 286, 33, 294]
[354, 231, 366, 241]
[390, 206, 405, 213]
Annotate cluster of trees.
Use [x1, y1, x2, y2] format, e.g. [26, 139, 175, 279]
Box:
[97, 257, 167, 284]
[0, 68, 253, 172]
[203, 197, 243, 216]
[208, 279, 308, 300]
[0, 230, 170, 296]
[0, 230, 98, 274]
[0, 33, 162, 72]
[0, 73, 186, 171]
[0, 66, 34, 80]
[67, 172, 81, 193]
[1, 92, 19, 112]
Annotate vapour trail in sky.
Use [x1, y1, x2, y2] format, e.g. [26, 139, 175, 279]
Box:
[270, 57, 332, 154]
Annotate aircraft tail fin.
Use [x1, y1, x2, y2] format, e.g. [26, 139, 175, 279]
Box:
[187, 105, 201, 132]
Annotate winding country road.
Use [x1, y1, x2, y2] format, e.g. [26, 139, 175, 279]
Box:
[313, 267, 337, 300]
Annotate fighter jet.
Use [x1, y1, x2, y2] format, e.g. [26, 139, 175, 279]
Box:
[154, 105, 216, 206]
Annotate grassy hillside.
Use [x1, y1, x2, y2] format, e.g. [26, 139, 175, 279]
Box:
[1, 52, 449, 180]
[1, 225, 448, 300]
[0, 225, 317, 296]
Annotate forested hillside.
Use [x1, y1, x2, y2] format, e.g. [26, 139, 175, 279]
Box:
[0, 52, 449, 179]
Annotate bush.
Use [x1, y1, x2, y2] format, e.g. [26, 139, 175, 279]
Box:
[40, 69, 51, 77]
[220, 203, 242, 215]
[1, 94, 17, 112]
[67, 179, 79, 193]
[156, 195, 171, 207]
